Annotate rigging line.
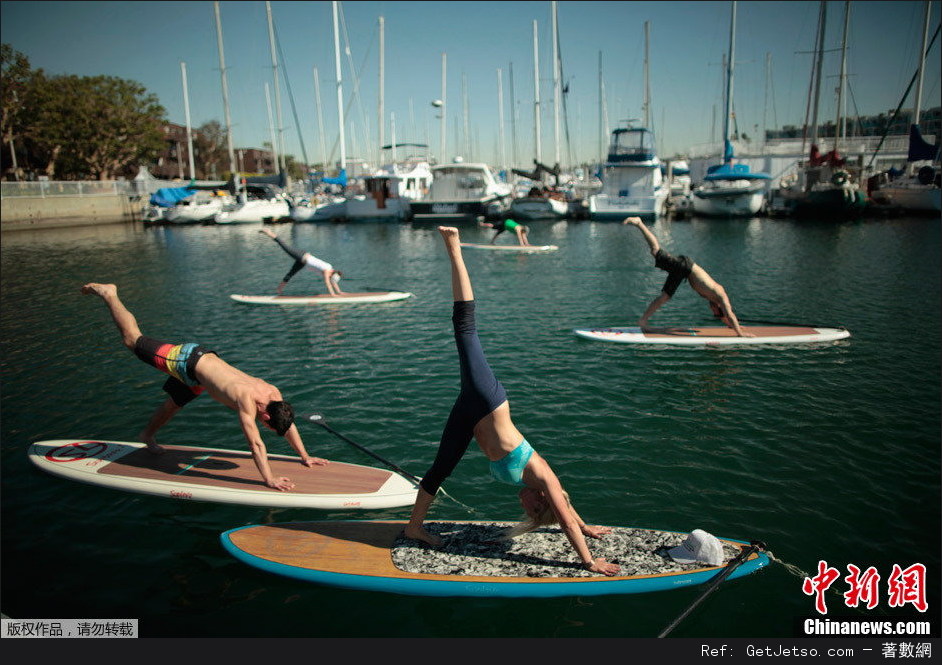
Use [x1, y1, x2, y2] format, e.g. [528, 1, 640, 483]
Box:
[867, 21, 941, 169]
[339, 2, 375, 158]
[272, 21, 309, 166]
[326, 10, 377, 165]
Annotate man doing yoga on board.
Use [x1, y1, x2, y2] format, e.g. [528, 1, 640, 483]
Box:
[80, 283, 328, 491]
[259, 227, 346, 296]
[623, 217, 752, 337]
[404, 227, 620, 577]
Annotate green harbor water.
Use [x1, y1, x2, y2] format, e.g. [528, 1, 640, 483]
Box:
[1, 215, 939, 638]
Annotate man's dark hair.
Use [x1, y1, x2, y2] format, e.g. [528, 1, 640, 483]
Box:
[266, 400, 295, 436]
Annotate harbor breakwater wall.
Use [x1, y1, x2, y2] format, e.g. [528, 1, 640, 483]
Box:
[1, 194, 140, 231]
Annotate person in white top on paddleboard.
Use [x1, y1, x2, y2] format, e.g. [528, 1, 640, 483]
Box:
[259, 228, 346, 296]
[404, 226, 620, 577]
[80, 283, 329, 491]
[623, 217, 753, 337]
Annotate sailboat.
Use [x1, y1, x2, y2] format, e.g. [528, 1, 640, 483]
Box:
[296, 1, 350, 223]
[778, 0, 867, 219]
[691, 1, 770, 217]
[509, 3, 570, 221]
[875, 0, 941, 214]
[345, 18, 432, 222]
[588, 21, 667, 221]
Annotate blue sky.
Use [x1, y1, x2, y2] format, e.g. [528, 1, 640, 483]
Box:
[2, 1, 940, 169]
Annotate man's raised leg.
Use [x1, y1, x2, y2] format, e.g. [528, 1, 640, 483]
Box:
[80, 283, 142, 350]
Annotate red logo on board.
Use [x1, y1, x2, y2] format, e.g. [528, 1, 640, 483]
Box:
[45, 441, 108, 463]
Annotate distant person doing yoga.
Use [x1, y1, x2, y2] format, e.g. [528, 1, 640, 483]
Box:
[404, 226, 620, 576]
[259, 228, 345, 296]
[80, 283, 328, 491]
[481, 218, 530, 246]
[623, 217, 752, 337]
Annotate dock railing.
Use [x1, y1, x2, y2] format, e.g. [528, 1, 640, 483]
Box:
[1, 180, 145, 199]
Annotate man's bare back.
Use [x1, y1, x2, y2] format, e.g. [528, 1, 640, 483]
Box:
[192, 354, 282, 414]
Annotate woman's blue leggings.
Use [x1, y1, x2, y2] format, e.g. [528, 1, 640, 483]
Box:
[420, 300, 507, 495]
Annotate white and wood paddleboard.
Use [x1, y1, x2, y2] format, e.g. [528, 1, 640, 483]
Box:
[230, 291, 413, 305]
[220, 520, 769, 598]
[574, 325, 851, 346]
[28, 440, 418, 509]
[459, 243, 558, 253]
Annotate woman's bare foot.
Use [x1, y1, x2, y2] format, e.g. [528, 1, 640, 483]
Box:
[80, 283, 117, 299]
[259, 228, 276, 239]
[404, 525, 443, 547]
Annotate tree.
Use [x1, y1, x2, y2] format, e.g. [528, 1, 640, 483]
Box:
[1, 43, 36, 178]
[194, 120, 229, 180]
[68, 76, 166, 179]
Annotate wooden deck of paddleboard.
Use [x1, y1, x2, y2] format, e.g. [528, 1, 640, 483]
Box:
[97, 445, 390, 494]
[223, 520, 766, 590]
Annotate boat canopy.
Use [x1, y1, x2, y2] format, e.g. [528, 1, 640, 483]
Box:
[704, 163, 771, 181]
[149, 187, 196, 207]
[322, 168, 348, 187]
[607, 128, 656, 163]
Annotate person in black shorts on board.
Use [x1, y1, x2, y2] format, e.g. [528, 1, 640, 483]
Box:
[623, 217, 753, 337]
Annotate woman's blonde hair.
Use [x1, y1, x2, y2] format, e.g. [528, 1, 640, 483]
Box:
[502, 488, 571, 540]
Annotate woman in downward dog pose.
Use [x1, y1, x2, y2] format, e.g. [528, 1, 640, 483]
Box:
[259, 227, 345, 296]
[404, 226, 620, 576]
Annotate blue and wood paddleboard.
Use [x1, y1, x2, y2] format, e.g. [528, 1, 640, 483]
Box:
[220, 520, 769, 598]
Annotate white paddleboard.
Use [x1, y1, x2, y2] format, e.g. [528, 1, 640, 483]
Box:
[573, 325, 850, 346]
[230, 291, 413, 305]
[28, 440, 418, 509]
[459, 243, 558, 253]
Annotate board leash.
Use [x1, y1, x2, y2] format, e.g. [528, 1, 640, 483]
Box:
[765, 550, 846, 603]
[301, 413, 478, 515]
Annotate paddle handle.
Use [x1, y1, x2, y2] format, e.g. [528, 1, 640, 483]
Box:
[306, 415, 422, 485]
[658, 541, 765, 638]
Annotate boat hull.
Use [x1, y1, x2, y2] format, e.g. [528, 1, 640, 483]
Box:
[692, 185, 765, 217]
[508, 196, 569, 220]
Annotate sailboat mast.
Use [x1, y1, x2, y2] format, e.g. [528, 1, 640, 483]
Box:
[265, 83, 279, 175]
[598, 51, 604, 158]
[462, 73, 470, 159]
[213, 0, 237, 177]
[834, 1, 850, 151]
[810, 0, 827, 146]
[914, 0, 931, 126]
[313, 66, 328, 171]
[552, 1, 561, 167]
[266, 1, 285, 172]
[723, 2, 736, 153]
[643, 21, 651, 130]
[378, 16, 385, 165]
[332, 1, 346, 175]
[509, 62, 518, 168]
[533, 20, 542, 164]
[497, 68, 506, 172]
[180, 61, 196, 181]
[441, 53, 447, 163]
